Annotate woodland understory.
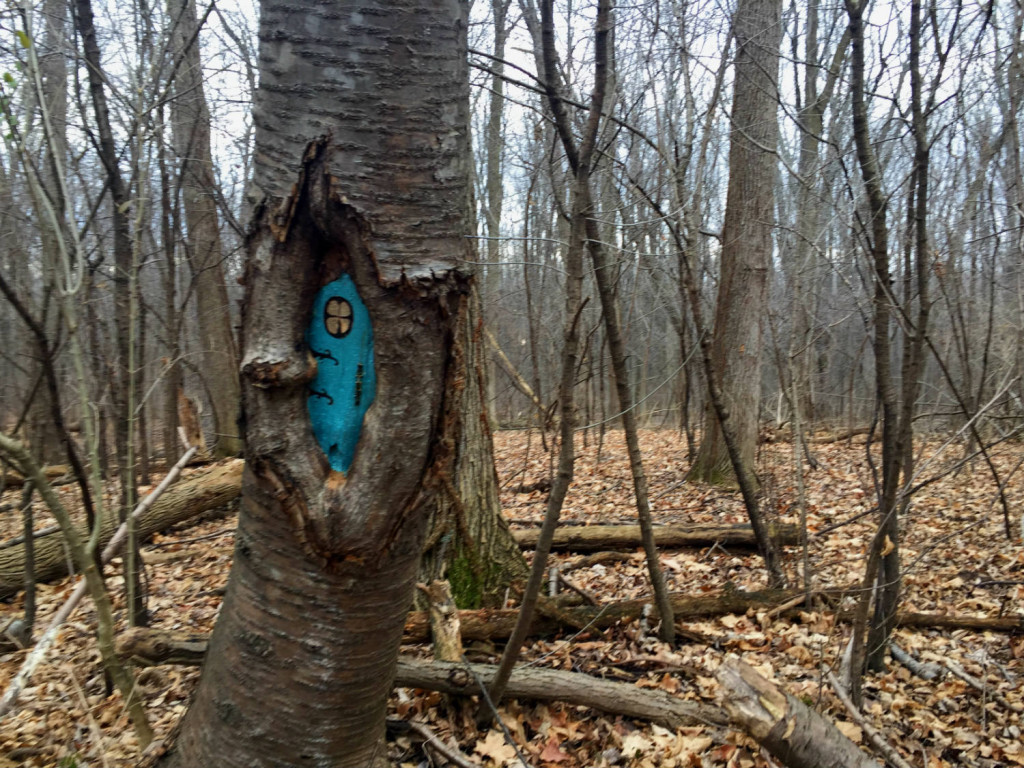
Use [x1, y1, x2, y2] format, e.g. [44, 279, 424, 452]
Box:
[0, 428, 1021, 768]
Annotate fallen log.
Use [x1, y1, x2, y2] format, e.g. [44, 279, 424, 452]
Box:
[395, 658, 725, 728]
[830, 610, 1024, 634]
[512, 523, 800, 552]
[403, 588, 822, 642]
[0, 459, 243, 599]
[116, 628, 726, 729]
[894, 612, 1024, 633]
[809, 427, 871, 444]
[717, 657, 881, 768]
[0, 465, 71, 489]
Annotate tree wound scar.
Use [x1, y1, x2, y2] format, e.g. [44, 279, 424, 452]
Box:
[306, 274, 376, 473]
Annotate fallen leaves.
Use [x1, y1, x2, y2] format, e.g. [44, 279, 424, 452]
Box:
[0, 430, 1022, 767]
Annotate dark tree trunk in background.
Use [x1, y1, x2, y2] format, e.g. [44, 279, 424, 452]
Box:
[690, 0, 782, 486]
[25, 0, 68, 467]
[74, 0, 146, 624]
[160, 2, 472, 765]
[419, 283, 528, 608]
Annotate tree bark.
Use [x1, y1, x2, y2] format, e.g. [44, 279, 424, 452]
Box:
[0, 460, 242, 598]
[160, 2, 473, 765]
[168, 0, 242, 458]
[418, 283, 528, 608]
[690, 0, 782, 487]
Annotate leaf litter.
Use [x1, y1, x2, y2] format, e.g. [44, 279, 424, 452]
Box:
[0, 429, 1021, 767]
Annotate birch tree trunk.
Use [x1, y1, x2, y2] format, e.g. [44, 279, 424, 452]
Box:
[160, 2, 472, 765]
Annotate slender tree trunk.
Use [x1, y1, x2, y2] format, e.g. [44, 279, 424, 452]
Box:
[161, 2, 472, 764]
[74, 0, 147, 625]
[25, 0, 67, 467]
[158, 104, 182, 466]
[845, 0, 899, 699]
[168, 0, 241, 458]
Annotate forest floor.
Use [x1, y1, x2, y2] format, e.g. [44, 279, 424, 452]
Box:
[0, 428, 1022, 768]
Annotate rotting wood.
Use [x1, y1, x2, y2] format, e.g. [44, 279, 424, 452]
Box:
[717, 657, 881, 768]
[512, 522, 800, 552]
[561, 551, 634, 572]
[116, 627, 726, 729]
[419, 580, 464, 662]
[0, 459, 243, 598]
[836, 610, 1024, 634]
[0, 465, 70, 489]
[808, 427, 871, 443]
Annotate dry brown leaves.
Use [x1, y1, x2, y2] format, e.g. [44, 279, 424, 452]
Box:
[0, 430, 1021, 767]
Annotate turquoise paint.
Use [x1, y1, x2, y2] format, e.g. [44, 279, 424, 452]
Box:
[306, 274, 376, 473]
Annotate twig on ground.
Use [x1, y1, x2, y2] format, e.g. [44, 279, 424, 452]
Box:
[937, 656, 1023, 713]
[825, 668, 914, 768]
[889, 642, 942, 680]
[400, 718, 483, 768]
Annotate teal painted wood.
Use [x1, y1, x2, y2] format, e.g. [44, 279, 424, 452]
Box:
[306, 274, 376, 473]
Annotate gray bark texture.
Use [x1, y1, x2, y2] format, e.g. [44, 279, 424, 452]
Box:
[418, 283, 528, 609]
[159, 2, 472, 767]
[691, 0, 782, 485]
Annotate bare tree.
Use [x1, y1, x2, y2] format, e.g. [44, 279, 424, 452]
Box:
[690, 0, 783, 488]
[167, 0, 242, 458]
[158, 0, 473, 764]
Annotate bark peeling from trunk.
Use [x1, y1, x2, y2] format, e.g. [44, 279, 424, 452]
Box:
[167, 138, 470, 768]
[163, 3, 471, 763]
[240, 136, 462, 566]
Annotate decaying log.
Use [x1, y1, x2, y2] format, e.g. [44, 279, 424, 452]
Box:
[419, 580, 464, 662]
[717, 658, 881, 768]
[512, 523, 800, 552]
[808, 427, 871, 444]
[116, 626, 209, 666]
[0, 465, 71, 489]
[403, 588, 824, 642]
[894, 612, 1024, 633]
[0, 459, 243, 598]
[832, 610, 1024, 634]
[116, 589, 824, 657]
[561, 551, 634, 572]
[395, 658, 726, 729]
[116, 628, 726, 729]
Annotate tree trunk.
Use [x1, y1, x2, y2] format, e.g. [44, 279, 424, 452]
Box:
[168, 0, 241, 459]
[160, 2, 472, 765]
[419, 283, 527, 608]
[844, 0, 899, 699]
[690, 0, 782, 486]
[74, 0, 146, 624]
[21, 0, 67, 469]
